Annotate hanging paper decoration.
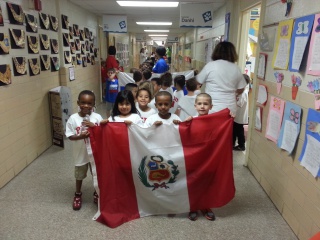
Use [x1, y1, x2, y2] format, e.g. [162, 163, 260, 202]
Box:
[291, 74, 301, 100]
[307, 78, 320, 109]
[274, 71, 284, 94]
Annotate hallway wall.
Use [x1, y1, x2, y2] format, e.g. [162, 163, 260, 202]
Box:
[246, 0, 320, 239]
[0, 0, 101, 188]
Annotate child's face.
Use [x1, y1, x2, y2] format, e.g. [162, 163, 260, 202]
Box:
[77, 94, 95, 116]
[107, 71, 116, 80]
[118, 100, 132, 116]
[155, 95, 172, 118]
[137, 90, 151, 107]
[131, 87, 138, 100]
[195, 97, 212, 116]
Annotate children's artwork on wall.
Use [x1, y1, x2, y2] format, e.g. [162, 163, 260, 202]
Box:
[28, 58, 40, 76]
[289, 14, 315, 72]
[257, 53, 267, 80]
[6, 2, 24, 25]
[25, 14, 38, 33]
[265, 96, 285, 143]
[272, 19, 294, 70]
[9, 29, 25, 49]
[0, 33, 10, 54]
[257, 84, 268, 105]
[0, 5, 3, 26]
[259, 28, 276, 52]
[291, 74, 302, 100]
[281, 0, 293, 17]
[307, 78, 320, 109]
[307, 13, 320, 76]
[274, 71, 284, 94]
[299, 108, 320, 177]
[0, 64, 12, 86]
[277, 101, 301, 155]
[255, 107, 263, 132]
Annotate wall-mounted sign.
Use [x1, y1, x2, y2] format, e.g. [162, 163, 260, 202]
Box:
[167, 36, 179, 43]
[103, 15, 127, 33]
[180, 3, 213, 27]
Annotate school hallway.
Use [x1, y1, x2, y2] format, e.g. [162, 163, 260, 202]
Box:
[0, 105, 297, 240]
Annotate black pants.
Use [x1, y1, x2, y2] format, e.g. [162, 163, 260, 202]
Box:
[233, 122, 245, 148]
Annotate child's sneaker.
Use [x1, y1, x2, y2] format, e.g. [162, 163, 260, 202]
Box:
[188, 211, 198, 221]
[73, 192, 82, 210]
[201, 209, 215, 221]
[93, 191, 99, 204]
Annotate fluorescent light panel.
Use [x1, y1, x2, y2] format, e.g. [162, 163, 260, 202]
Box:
[136, 22, 172, 25]
[144, 30, 169, 32]
[117, 1, 179, 7]
[149, 34, 168, 37]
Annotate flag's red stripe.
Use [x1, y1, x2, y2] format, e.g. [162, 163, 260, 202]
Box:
[179, 109, 236, 211]
[90, 123, 139, 228]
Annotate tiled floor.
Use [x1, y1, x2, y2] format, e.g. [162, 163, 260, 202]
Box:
[0, 104, 298, 240]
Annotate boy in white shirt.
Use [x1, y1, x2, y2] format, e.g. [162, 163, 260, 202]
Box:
[145, 91, 181, 127]
[175, 77, 198, 121]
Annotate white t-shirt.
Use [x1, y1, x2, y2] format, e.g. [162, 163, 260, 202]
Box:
[148, 98, 157, 111]
[177, 95, 197, 121]
[140, 52, 147, 64]
[171, 90, 184, 113]
[234, 85, 249, 124]
[108, 113, 144, 126]
[136, 103, 157, 122]
[144, 113, 181, 127]
[196, 60, 247, 115]
[65, 112, 103, 166]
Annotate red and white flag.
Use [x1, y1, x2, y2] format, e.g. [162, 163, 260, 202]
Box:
[88, 109, 235, 228]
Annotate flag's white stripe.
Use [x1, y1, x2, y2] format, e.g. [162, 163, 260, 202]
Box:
[85, 138, 101, 220]
[128, 124, 190, 216]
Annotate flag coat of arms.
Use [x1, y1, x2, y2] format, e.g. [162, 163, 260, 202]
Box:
[88, 109, 235, 228]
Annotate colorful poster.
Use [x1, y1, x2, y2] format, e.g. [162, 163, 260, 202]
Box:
[272, 19, 294, 70]
[299, 109, 320, 177]
[265, 96, 285, 143]
[289, 15, 315, 72]
[307, 14, 320, 76]
[277, 101, 301, 155]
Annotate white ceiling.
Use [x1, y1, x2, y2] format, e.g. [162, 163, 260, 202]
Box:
[69, 0, 227, 35]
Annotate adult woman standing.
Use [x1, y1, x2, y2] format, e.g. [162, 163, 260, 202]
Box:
[152, 46, 168, 74]
[139, 48, 147, 65]
[105, 46, 119, 70]
[196, 42, 247, 115]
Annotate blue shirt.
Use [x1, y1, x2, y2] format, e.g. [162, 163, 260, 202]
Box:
[152, 58, 168, 73]
[105, 78, 119, 103]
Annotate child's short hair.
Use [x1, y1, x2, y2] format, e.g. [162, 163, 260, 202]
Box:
[186, 77, 197, 92]
[243, 74, 251, 84]
[151, 77, 162, 86]
[155, 91, 172, 102]
[142, 69, 152, 80]
[137, 88, 152, 99]
[133, 70, 143, 83]
[125, 83, 138, 92]
[130, 67, 139, 73]
[139, 81, 154, 97]
[195, 93, 212, 103]
[174, 75, 186, 89]
[112, 90, 139, 120]
[160, 72, 172, 88]
[78, 90, 95, 102]
[107, 68, 115, 73]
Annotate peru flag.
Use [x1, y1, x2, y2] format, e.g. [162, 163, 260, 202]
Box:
[88, 109, 235, 228]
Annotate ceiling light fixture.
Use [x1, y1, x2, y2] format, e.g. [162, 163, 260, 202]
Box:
[148, 34, 168, 37]
[117, 1, 179, 7]
[136, 22, 172, 25]
[144, 30, 169, 32]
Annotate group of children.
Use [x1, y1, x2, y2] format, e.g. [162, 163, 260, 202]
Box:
[66, 70, 250, 222]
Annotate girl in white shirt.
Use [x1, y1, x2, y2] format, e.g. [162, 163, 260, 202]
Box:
[136, 88, 157, 123]
[101, 90, 143, 126]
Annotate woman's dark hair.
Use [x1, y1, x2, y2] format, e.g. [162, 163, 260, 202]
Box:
[78, 90, 95, 102]
[155, 46, 166, 57]
[185, 77, 198, 92]
[211, 42, 238, 63]
[174, 75, 186, 89]
[111, 90, 139, 120]
[108, 46, 116, 55]
[140, 48, 144, 53]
